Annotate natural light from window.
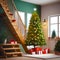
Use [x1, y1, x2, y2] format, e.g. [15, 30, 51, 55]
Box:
[59, 16, 60, 37]
[27, 13, 32, 29]
[48, 15, 60, 37]
[18, 11, 25, 25]
[50, 16, 58, 24]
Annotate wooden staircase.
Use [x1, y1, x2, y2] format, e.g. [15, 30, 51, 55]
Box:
[0, 0, 28, 53]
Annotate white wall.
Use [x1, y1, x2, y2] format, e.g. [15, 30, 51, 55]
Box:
[41, 2, 60, 21]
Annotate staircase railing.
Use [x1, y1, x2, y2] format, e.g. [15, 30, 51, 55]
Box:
[6, 0, 27, 39]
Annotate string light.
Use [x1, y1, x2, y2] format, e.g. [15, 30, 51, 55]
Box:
[34, 8, 37, 11]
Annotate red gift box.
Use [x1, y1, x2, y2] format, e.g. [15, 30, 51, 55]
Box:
[44, 48, 50, 53]
[35, 47, 42, 54]
[9, 39, 17, 44]
[43, 50, 46, 54]
[35, 47, 42, 51]
[43, 48, 50, 54]
[28, 48, 35, 54]
[48, 48, 50, 53]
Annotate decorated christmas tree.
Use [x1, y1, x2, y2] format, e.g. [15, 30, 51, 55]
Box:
[25, 11, 46, 47]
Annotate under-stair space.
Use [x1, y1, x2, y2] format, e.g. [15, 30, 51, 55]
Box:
[0, 0, 28, 53]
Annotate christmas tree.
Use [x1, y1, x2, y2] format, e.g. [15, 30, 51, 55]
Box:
[54, 40, 60, 52]
[25, 11, 46, 47]
[51, 30, 56, 39]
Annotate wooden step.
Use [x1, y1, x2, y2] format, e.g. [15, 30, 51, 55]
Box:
[3, 48, 20, 50]
[9, 13, 13, 15]
[6, 52, 22, 55]
[1, 3, 7, 7]
[2, 44, 20, 46]
[11, 19, 16, 22]
[6, 9, 10, 12]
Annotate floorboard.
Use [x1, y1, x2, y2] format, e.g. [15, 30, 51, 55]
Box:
[0, 56, 60, 60]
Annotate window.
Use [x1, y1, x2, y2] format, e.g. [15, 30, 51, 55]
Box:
[48, 15, 60, 38]
[59, 16, 60, 37]
[27, 13, 32, 29]
[14, 11, 32, 29]
[18, 11, 25, 25]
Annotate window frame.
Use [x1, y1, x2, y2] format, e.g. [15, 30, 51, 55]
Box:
[48, 14, 60, 38]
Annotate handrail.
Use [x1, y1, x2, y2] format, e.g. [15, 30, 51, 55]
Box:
[11, 0, 27, 38]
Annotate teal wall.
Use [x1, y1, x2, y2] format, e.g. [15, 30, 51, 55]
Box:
[14, 0, 41, 14]
[0, 6, 4, 13]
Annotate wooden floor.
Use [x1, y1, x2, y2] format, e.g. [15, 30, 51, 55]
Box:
[0, 56, 60, 60]
[0, 57, 41, 60]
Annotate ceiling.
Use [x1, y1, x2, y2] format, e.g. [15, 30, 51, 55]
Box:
[22, 0, 60, 5]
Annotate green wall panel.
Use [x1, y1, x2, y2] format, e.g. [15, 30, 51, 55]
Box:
[14, 0, 41, 14]
[0, 6, 4, 13]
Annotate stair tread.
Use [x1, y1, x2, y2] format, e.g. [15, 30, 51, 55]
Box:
[2, 44, 19, 45]
[6, 52, 22, 55]
[3, 48, 20, 50]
